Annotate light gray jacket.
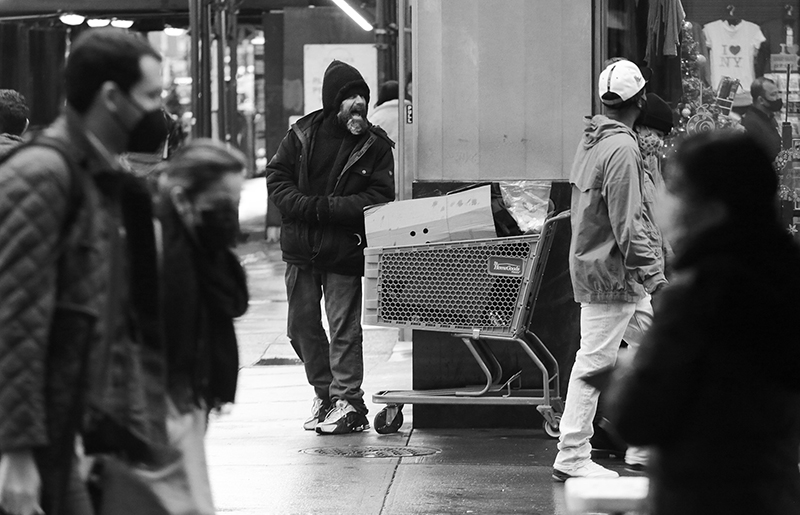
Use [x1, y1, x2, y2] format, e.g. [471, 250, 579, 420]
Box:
[569, 115, 666, 303]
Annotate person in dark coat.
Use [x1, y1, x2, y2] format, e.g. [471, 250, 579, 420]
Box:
[740, 77, 783, 162]
[607, 131, 800, 514]
[0, 28, 169, 515]
[154, 138, 249, 513]
[266, 60, 395, 434]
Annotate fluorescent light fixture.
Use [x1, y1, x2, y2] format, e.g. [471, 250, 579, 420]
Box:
[164, 26, 186, 37]
[332, 0, 372, 31]
[87, 18, 110, 27]
[59, 13, 85, 26]
[173, 77, 193, 85]
[110, 19, 134, 29]
[251, 35, 265, 45]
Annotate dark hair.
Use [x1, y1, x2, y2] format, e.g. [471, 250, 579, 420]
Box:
[0, 89, 29, 135]
[376, 80, 399, 107]
[605, 89, 644, 112]
[750, 77, 776, 102]
[670, 131, 778, 219]
[159, 139, 246, 200]
[65, 28, 161, 114]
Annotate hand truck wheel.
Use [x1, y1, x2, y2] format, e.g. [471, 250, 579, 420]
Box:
[543, 412, 561, 439]
[374, 404, 404, 434]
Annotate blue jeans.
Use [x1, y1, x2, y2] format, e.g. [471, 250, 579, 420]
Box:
[553, 296, 653, 471]
[285, 264, 366, 414]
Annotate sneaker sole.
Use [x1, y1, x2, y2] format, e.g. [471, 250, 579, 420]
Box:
[315, 423, 369, 435]
[624, 463, 646, 474]
[552, 469, 571, 482]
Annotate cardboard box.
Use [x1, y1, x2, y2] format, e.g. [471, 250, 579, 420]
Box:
[364, 184, 496, 247]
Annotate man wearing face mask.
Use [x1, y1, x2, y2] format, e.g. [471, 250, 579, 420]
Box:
[552, 59, 667, 481]
[267, 60, 395, 435]
[741, 77, 783, 162]
[0, 28, 168, 515]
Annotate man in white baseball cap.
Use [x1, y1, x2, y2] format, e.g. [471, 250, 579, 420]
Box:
[598, 59, 647, 106]
[552, 58, 667, 481]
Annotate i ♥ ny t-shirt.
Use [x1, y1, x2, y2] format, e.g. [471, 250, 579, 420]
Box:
[703, 19, 766, 106]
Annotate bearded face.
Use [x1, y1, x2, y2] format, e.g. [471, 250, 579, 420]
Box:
[337, 94, 368, 135]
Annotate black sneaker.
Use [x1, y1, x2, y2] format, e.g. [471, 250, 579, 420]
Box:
[315, 400, 369, 435]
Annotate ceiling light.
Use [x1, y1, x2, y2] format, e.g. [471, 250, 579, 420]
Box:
[331, 0, 373, 31]
[164, 26, 187, 37]
[250, 35, 265, 45]
[87, 19, 110, 27]
[59, 13, 85, 26]
[110, 19, 134, 29]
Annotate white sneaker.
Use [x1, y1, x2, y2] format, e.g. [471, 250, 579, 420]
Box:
[303, 397, 331, 430]
[315, 399, 369, 435]
[552, 461, 619, 482]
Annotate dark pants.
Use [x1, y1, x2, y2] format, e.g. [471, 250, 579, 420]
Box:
[285, 264, 366, 414]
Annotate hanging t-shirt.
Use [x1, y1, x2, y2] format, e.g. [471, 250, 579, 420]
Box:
[703, 19, 767, 106]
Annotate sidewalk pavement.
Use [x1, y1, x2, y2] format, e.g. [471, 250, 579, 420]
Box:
[205, 236, 633, 514]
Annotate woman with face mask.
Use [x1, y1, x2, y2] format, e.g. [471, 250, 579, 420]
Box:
[146, 139, 249, 513]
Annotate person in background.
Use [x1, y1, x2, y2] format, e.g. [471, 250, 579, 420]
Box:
[152, 139, 249, 514]
[605, 92, 676, 473]
[608, 131, 800, 514]
[369, 80, 411, 192]
[0, 89, 30, 158]
[552, 59, 667, 481]
[740, 77, 782, 162]
[266, 60, 395, 435]
[0, 28, 168, 515]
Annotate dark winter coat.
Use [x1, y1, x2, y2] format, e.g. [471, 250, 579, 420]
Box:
[0, 110, 166, 481]
[266, 111, 395, 276]
[609, 218, 800, 515]
[158, 199, 249, 412]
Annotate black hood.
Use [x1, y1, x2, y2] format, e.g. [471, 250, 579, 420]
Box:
[322, 60, 370, 115]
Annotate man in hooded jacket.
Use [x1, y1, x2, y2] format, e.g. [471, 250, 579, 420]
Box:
[552, 59, 667, 481]
[267, 60, 395, 434]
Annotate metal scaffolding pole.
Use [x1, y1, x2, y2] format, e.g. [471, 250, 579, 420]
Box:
[189, 0, 213, 138]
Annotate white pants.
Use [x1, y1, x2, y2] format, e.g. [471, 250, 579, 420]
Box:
[553, 296, 653, 471]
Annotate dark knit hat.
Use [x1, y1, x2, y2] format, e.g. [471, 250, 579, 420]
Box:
[322, 60, 370, 115]
[639, 93, 674, 134]
[376, 80, 399, 107]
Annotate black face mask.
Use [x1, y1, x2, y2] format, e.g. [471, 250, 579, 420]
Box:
[196, 206, 238, 249]
[128, 106, 170, 153]
[763, 97, 783, 112]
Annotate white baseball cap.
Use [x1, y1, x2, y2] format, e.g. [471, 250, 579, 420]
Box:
[598, 60, 646, 106]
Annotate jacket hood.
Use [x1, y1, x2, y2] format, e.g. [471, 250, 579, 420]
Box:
[581, 114, 636, 149]
[322, 60, 370, 115]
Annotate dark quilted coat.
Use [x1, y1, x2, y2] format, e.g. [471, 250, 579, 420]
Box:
[0, 110, 166, 486]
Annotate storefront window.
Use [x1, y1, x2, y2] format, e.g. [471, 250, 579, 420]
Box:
[597, 0, 800, 232]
